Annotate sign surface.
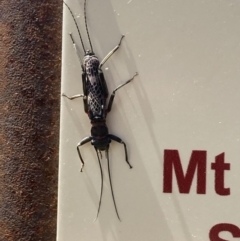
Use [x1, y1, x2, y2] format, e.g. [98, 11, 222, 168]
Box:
[58, 0, 240, 240]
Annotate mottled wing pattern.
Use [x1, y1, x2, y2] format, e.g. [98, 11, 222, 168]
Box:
[85, 56, 105, 117]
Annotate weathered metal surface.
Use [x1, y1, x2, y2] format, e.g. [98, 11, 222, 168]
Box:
[0, 1, 62, 240]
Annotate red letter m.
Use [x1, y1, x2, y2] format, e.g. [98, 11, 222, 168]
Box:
[163, 150, 206, 194]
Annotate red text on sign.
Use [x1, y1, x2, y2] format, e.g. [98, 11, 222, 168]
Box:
[209, 223, 240, 241]
[163, 150, 230, 195]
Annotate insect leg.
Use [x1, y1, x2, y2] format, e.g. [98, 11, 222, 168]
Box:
[99, 35, 125, 69]
[106, 149, 121, 221]
[107, 72, 138, 112]
[62, 93, 84, 100]
[77, 136, 92, 172]
[94, 148, 104, 221]
[108, 134, 133, 169]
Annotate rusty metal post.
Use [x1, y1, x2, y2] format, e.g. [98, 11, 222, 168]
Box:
[0, 1, 62, 240]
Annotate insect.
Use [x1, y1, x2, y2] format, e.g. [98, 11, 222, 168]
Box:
[63, 0, 138, 221]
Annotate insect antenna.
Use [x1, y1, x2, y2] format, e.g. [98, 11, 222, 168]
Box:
[98, 150, 102, 159]
[63, 1, 86, 53]
[84, 0, 93, 52]
[106, 149, 121, 221]
[94, 148, 104, 221]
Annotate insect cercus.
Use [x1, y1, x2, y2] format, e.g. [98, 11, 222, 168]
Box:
[62, 0, 138, 221]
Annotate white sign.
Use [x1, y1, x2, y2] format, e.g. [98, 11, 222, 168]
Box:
[58, 0, 240, 240]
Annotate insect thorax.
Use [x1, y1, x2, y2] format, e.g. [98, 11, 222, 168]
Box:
[91, 121, 108, 137]
[91, 122, 110, 150]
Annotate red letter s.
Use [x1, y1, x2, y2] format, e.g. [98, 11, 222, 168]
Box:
[209, 223, 240, 241]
